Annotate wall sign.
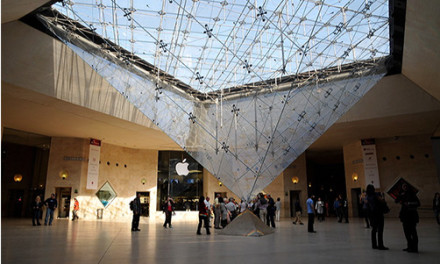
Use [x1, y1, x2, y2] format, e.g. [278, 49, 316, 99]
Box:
[87, 138, 101, 189]
[361, 139, 380, 188]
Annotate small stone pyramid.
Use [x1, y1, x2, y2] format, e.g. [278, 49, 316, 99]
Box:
[218, 210, 274, 237]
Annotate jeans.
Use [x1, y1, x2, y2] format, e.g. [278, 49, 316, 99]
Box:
[403, 222, 418, 251]
[197, 215, 210, 234]
[164, 211, 172, 227]
[371, 216, 385, 248]
[45, 208, 55, 225]
[214, 207, 221, 228]
[259, 208, 267, 224]
[132, 213, 140, 230]
[32, 210, 41, 225]
[72, 210, 79, 220]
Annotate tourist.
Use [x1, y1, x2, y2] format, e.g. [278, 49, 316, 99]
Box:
[197, 196, 211, 235]
[275, 197, 281, 222]
[32, 196, 43, 226]
[163, 196, 175, 228]
[396, 184, 420, 253]
[44, 193, 57, 226]
[315, 197, 324, 222]
[366, 184, 389, 250]
[72, 198, 79, 221]
[292, 200, 303, 225]
[131, 193, 142, 231]
[360, 191, 370, 228]
[307, 195, 316, 233]
[266, 194, 276, 228]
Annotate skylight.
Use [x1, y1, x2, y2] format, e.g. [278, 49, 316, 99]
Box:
[54, 0, 389, 93]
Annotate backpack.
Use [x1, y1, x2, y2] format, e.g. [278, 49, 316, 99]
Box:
[129, 200, 134, 211]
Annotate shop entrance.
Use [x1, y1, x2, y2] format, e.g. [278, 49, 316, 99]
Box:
[137, 192, 150, 217]
[56, 187, 71, 218]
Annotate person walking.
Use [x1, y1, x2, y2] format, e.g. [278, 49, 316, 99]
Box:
[307, 195, 316, 233]
[366, 184, 389, 250]
[334, 197, 341, 222]
[315, 197, 324, 222]
[219, 197, 229, 228]
[275, 197, 281, 222]
[32, 196, 43, 226]
[214, 193, 222, 229]
[197, 196, 211, 235]
[396, 184, 420, 253]
[256, 193, 268, 224]
[44, 193, 57, 226]
[292, 200, 304, 225]
[266, 194, 276, 228]
[163, 196, 175, 228]
[72, 198, 79, 221]
[433, 192, 440, 225]
[131, 193, 142, 231]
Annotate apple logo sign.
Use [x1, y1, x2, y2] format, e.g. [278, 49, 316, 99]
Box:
[176, 159, 190, 176]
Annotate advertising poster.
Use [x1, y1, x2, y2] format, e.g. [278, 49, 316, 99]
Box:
[361, 139, 380, 188]
[86, 138, 101, 190]
[387, 178, 419, 200]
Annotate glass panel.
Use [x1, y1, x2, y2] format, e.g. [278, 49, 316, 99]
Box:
[39, 0, 390, 201]
[96, 181, 117, 208]
[157, 151, 203, 211]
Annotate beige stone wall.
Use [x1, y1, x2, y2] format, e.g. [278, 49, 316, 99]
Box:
[45, 137, 158, 222]
[343, 141, 366, 217]
[342, 135, 440, 218]
[203, 168, 240, 202]
[282, 154, 308, 218]
[375, 135, 439, 217]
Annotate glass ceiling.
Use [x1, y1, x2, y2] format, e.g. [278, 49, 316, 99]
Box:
[41, 0, 390, 200]
[54, 0, 389, 93]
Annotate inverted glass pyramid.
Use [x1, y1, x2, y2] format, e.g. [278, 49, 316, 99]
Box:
[38, 0, 389, 200]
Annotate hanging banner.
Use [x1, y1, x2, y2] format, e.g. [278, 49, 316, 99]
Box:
[86, 138, 101, 189]
[361, 139, 380, 188]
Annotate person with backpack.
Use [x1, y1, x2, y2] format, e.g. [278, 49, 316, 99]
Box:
[131, 193, 142, 231]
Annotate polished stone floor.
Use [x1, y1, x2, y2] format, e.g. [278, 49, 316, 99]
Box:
[2, 216, 440, 264]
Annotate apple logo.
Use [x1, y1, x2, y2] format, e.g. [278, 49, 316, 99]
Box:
[176, 159, 190, 176]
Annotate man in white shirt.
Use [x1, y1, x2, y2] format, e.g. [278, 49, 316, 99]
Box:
[213, 193, 221, 229]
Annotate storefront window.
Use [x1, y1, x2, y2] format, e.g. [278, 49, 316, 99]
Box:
[157, 151, 203, 211]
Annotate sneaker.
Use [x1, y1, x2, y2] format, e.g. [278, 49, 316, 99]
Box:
[299, 223, 304, 225]
[292, 222, 296, 225]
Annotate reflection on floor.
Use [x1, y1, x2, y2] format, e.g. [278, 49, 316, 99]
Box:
[2, 217, 440, 264]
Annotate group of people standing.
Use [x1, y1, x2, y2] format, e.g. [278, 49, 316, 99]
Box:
[31, 194, 80, 226]
[364, 184, 421, 253]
